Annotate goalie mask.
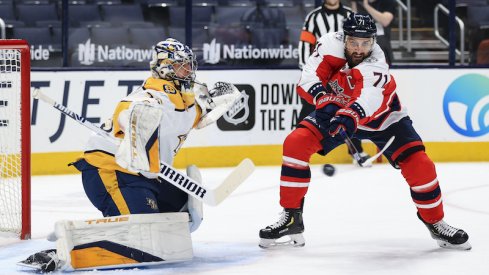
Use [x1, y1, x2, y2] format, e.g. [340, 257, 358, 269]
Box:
[150, 38, 197, 82]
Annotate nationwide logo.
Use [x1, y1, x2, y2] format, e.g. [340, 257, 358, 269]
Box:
[203, 39, 298, 64]
[78, 39, 153, 65]
[443, 74, 489, 137]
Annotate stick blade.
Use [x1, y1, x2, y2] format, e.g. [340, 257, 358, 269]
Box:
[363, 136, 396, 166]
[211, 158, 255, 206]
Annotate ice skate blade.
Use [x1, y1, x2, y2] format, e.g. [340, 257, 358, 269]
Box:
[436, 240, 472, 250]
[259, 234, 305, 249]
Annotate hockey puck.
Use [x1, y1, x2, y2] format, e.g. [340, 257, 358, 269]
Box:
[322, 164, 336, 177]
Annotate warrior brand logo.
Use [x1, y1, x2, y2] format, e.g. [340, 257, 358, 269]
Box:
[443, 74, 489, 137]
[217, 84, 255, 131]
[203, 39, 299, 64]
[54, 102, 86, 123]
[78, 39, 153, 65]
[159, 164, 207, 198]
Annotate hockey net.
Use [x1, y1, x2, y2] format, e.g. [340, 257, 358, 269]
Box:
[0, 40, 31, 240]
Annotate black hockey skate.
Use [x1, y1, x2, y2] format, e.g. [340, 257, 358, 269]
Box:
[17, 249, 60, 273]
[417, 212, 472, 250]
[259, 208, 305, 249]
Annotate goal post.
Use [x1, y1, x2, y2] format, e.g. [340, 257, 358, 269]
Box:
[0, 39, 31, 240]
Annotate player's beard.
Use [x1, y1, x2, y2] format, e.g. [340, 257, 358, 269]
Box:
[345, 49, 372, 68]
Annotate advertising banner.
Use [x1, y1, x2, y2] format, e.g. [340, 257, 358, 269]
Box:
[29, 69, 489, 174]
[31, 70, 305, 152]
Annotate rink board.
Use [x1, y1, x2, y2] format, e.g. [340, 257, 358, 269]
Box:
[29, 69, 489, 174]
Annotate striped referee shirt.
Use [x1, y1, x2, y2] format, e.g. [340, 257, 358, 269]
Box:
[298, 4, 352, 68]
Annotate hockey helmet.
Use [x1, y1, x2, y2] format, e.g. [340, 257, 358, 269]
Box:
[343, 13, 377, 38]
[150, 38, 197, 82]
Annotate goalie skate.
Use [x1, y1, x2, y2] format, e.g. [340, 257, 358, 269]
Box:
[417, 212, 472, 250]
[17, 249, 61, 273]
[259, 208, 305, 249]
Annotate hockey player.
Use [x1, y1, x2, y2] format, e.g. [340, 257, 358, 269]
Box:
[259, 13, 471, 250]
[18, 38, 242, 272]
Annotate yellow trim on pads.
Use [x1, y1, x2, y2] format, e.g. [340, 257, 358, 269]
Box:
[70, 247, 138, 269]
[98, 169, 130, 215]
[32, 142, 489, 175]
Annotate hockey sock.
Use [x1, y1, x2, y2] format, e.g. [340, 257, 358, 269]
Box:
[399, 151, 444, 223]
[280, 127, 322, 208]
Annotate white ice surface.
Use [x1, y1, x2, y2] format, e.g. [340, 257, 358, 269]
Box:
[1, 162, 488, 274]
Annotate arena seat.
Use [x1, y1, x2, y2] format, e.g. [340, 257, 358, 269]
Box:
[17, 4, 58, 27]
[69, 5, 102, 27]
[101, 4, 145, 25]
[192, 0, 218, 6]
[136, 0, 179, 7]
[90, 26, 130, 45]
[129, 26, 166, 48]
[168, 6, 214, 27]
[467, 5, 489, 29]
[280, 6, 306, 27]
[91, 0, 122, 5]
[266, 0, 295, 7]
[215, 6, 252, 25]
[167, 26, 211, 46]
[0, 3, 16, 22]
[13, 27, 53, 45]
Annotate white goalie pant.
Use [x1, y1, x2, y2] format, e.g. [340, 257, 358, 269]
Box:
[55, 212, 193, 271]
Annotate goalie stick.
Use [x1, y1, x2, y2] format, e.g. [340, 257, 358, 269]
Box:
[33, 88, 255, 206]
[339, 129, 395, 167]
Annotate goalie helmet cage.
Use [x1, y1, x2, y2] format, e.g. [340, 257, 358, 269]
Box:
[0, 39, 31, 240]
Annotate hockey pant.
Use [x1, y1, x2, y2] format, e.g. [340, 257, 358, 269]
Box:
[72, 158, 188, 217]
[281, 115, 444, 223]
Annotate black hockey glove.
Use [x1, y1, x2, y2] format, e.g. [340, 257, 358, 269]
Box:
[314, 94, 344, 125]
[328, 107, 360, 142]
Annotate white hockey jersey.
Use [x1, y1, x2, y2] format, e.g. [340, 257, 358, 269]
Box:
[297, 32, 407, 131]
[82, 77, 202, 174]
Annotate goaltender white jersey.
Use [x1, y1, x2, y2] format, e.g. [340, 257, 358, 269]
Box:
[83, 77, 202, 174]
[297, 32, 408, 131]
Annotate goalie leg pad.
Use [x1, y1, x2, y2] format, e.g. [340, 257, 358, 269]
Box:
[55, 213, 193, 271]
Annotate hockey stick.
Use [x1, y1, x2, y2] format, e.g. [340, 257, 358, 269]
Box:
[33, 88, 255, 206]
[339, 129, 395, 167]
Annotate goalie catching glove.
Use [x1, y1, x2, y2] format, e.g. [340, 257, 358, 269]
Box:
[194, 81, 242, 129]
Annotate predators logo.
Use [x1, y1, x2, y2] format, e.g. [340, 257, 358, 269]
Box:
[163, 84, 177, 94]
